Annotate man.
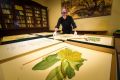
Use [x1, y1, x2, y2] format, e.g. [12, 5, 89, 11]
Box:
[53, 8, 77, 35]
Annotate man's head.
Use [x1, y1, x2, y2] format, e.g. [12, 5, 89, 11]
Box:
[61, 8, 67, 16]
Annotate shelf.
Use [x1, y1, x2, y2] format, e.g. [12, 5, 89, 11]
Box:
[27, 23, 34, 24]
[3, 15, 13, 19]
[15, 5, 23, 10]
[4, 19, 13, 23]
[0, 0, 14, 30]
[14, 4, 26, 28]
[25, 5, 34, 28]
[17, 22, 26, 24]
[1, 4, 12, 9]
[0, 0, 49, 36]
[25, 11, 33, 13]
[5, 22, 13, 24]
[35, 12, 40, 14]
[2, 9, 12, 14]
[4, 24, 14, 28]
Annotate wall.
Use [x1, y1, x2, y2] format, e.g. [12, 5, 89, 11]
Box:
[34, 0, 120, 35]
[32, 0, 48, 7]
[108, 0, 120, 34]
[47, 0, 120, 35]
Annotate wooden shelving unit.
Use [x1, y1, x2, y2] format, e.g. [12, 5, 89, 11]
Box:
[24, 5, 34, 28]
[14, 4, 26, 28]
[34, 7, 42, 28]
[41, 8, 48, 27]
[0, 0, 49, 36]
[0, 17, 2, 29]
[0, 0, 14, 29]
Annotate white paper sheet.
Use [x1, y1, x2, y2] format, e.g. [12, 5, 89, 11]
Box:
[70, 35, 113, 46]
[0, 38, 61, 60]
[31, 32, 53, 36]
[49, 34, 81, 40]
[50, 34, 113, 46]
[0, 43, 112, 80]
[2, 34, 38, 42]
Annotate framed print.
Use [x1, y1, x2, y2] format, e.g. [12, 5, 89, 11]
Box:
[61, 0, 113, 19]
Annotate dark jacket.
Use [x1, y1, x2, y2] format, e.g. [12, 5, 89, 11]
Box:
[55, 15, 77, 34]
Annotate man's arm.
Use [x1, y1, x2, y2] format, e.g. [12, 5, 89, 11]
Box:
[55, 18, 61, 32]
[71, 16, 77, 32]
[71, 17, 77, 30]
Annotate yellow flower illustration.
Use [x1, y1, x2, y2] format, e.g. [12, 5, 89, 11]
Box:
[57, 48, 82, 62]
[33, 48, 86, 80]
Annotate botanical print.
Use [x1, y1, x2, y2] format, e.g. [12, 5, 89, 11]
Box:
[32, 48, 86, 80]
[61, 0, 112, 19]
[85, 37, 100, 42]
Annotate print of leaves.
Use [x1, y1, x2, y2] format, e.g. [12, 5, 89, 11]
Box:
[46, 66, 64, 80]
[32, 48, 86, 80]
[65, 62, 75, 79]
[32, 54, 60, 70]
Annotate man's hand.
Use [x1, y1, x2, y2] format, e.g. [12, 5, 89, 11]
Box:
[73, 28, 77, 35]
[53, 28, 58, 36]
[74, 31, 77, 35]
[53, 31, 57, 36]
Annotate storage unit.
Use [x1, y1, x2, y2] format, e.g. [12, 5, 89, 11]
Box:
[0, 0, 49, 36]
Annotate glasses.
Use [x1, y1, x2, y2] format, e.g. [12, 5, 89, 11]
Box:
[61, 12, 67, 14]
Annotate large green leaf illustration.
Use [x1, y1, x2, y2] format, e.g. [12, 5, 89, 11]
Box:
[32, 54, 60, 70]
[74, 62, 83, 71]
[70, 58, 86, 71]
[65, 62, 75, 79]
[32, 48, 86, 80]
[46, 66, 64, 80]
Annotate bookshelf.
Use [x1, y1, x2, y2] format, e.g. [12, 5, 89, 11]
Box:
[0, 0, 14, 29]
[24, 5, 34, 28]
[41, 9, 48, 27]
[0, 16, 2, 29]
[14, 5, 26, 28]
[34, 7, 42, 27]
[0, 22, 2, 29]
[0, 0, 49, 36]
